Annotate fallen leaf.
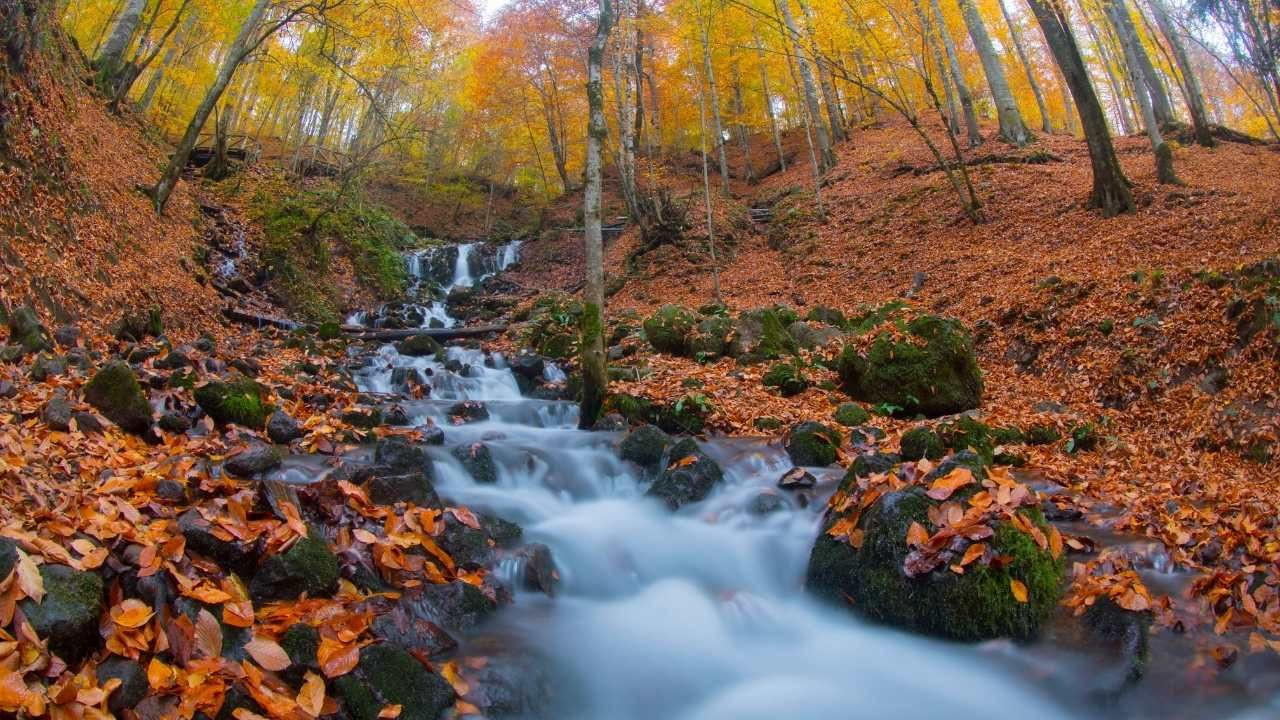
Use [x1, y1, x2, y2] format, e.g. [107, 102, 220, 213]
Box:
[297, 672, 325, 716]
[1010, 579, 1029, 603]
[195, 609, 223, 659]
[14, 550, 43, 603]
[245, 637, 291, 671]
[926, 467, 974, 501]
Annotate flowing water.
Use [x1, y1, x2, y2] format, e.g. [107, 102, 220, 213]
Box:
[338, 241, 1280, 720]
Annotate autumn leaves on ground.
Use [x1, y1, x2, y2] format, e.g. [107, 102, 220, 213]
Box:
[3, 1, 1280, 719]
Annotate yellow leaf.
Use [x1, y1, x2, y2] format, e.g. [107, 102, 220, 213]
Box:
[1010, 579, 1029, 603]
[297, 672, 325, 717]
[14, 549, 42, 603]
[960, 543, 986, 566]
[112, 599, 155, 628]
[926, 467, 974, 501]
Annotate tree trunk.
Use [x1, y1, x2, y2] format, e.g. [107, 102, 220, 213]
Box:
[956, 0, 1031, 145]
[797, 0, 846, 141]
[151, 0, 272, 213]
[753, 24, 787, 172]
[1104, 0, 1180, 183]
[1147, 0, 1214, 146]
[927, 0, 983, 146]
[777, 0, 834, 169]
[1026, 0, 1135, 216]
[998, 0, 1053, 132]
[1077, 2, 1134, 134]
[701, 21, 731, 194]
[580, 0, 612, 430]
[732, 62, 755, 182]
[1105, 0, 1175, 125]
[93, 0, 144, 87]
[913, 0, 961, 139]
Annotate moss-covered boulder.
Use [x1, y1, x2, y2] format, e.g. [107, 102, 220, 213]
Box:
[249, 534, 340, 602]
[806, 482, 1063, 642]
[837, 307, 983, 418]
[195, 374, 269, 429]
[847, 451, 901, 479]
[785, 421, 842, 467]
[396, 334, 444, 358]
[647, 438, 723, 510]
[900, 427, 945, 461]
[643, 305, 697, 356]
[731, 307, 798, 364]
[18, 564, 104, 663]
[452, 442, 498, 484]
[762, 361, 810, 397]
[833, 403, 871, 427]
[806, 306, 849, 329]
[112, 307, 163, 342]
[335, 643, 456, 720]
[522, 293, 581, 360]
[84, 361, 152, 434]
[619, 424, 672, 472]
[688, 315, 735, 360]
[5, 304, 52, 358]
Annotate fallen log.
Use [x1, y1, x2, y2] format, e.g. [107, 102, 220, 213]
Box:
[223, 306, 301, 331]
[340, 324, 508, 341]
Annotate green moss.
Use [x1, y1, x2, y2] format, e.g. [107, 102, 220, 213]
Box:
[5, 305, 51, 356]
[689, 315, 735, 361]
[112, 307, 163, 341]
[900, 427, 944, 460]
[806, 306, 849, 329]
[522, 293, 581, 360]
[1067, 422, 1101, 453]
[84, 361, 152, 434]
[938, 416, 995, 464]
[762, 360, 810, 396]
[249, 534, 339, 602]
[643, 305, 697, 356]
[754, 416, 783, 432]
[619, 425, 673, 471]
[807, 486, 1063, 642]
[18, 565, 104, 663]
[1023, 425, 1061, 445]
[195, 375, 269, 429]
[786, 422, 842, 466]
[396, 334, 444, 358]
[317, 321, 342, 340]
[335, 643, 456, 720]
[833, 403, 871, 427]
[838, 309, 983, 418]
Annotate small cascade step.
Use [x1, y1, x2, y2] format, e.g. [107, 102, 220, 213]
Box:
[749, 207, 774, 224]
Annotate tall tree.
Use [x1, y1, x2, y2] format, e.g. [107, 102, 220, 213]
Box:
[777, 0, 834, 169]
[957, 0, 1032, 145]
[928, 0, 984, 146]
[700, 12, 730, 194]
[93, 0, 145, 89]
[1147, 0, 1214, 145]
[580, 0, 612, 430]
[997, 0, 1054, 132]
[1026, 0, 1135, 216]
[1104, 0, 1176, 124]
[1104, 0, 1180, 182]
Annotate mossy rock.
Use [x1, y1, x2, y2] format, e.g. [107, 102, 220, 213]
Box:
[647, 438, 724, 510]
[5, 305, 51, 357]
[249, 534, 339, 602]
[657, 393, 714, 434]
[18, 564, 104, 663]
[522, 293, 581, 360]
[84, 361, 152, 434]
[1067, 422, 1101, 453]
[397, 334, 444, 358]
[112, 307, 163, 342]
[1023, 425, 1061, 445]
[688, 315, 735, 360]
[753, 416, 783, 432]
[837, 308, 983, 418]
[846, 451, 901, 480]
[938, 416, 995, 464]
[334, 643, 456, 720]
[785, 421, 842, 467]
[97, 657, 148, 715]
[732, 307, 798, 364]
[900, 427, 945, 460]
[806, 306, 849, 329]
[806, 485, 1063, 641]
[619, 424, 672, 472]
[317, 321, 343, 340]
[195, 374, 269, 429]
[762, 361, 809, 397]
[643, 305, 697, 356]
[833, 403, 871, 427]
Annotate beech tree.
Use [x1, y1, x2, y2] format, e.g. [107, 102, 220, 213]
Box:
[580, 0, 611, 429]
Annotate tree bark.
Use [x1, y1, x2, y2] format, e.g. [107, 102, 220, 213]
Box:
[580, 0, 612, 430]
[927, 0, 983, 146]
[998, 0, 1054, 132]
[753, 23, 787, 172]
[1104, 0, 1179, 183]
[1026, 0, 1135, 216]
[701, 21, 731, 194]
[1146, 0, 1214, 146]
[93, 0, 144, 86]
[957, 0, 1031, 145]
[913, 0, 961, 139]
[777, 0, 834, 169]
[1105, 0, 1175, 125]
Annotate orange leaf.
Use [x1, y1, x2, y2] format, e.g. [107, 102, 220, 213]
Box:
[378, 705, 403, 719]
[297, 672, 325, 717]
[905, 521, 929, 547]
[1010, 579, 1029, 603]
[926, 467, 974, 501]
[960, 543, 986, 566]
[318, 637, 359, 678]
[195, 609, 223, 659]
[223, 601, 255, 628]
[245, 637, 292, 672]
[112, 599, 155, 629]
[1048, 526, 1063, 560]
[14, 549, 43, 603]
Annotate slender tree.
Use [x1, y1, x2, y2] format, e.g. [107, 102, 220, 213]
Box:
[580, 0, 612, 429]
[93, 0, 145, 89]
[957, 0, 1032, 145]
[1104, 0, 1180, 182]
[777, 0, 835, 169]
[928, 0, 984, 146]
[998, 0, 1054, 132]
[1147, 0, 1214, 145]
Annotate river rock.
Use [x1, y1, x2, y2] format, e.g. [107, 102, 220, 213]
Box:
[397, 334, 444, 357]
[6, 304, 51, 357]
[178, 509, 259, 577]
[249, 534, 340, 602]
[848, 451, 901, 479]
[267, 410, 304, 443]
[397, 579, 497, 631]
[900, 426, 945, 461]
[18, 564, 104, 663]
[837, 306, 983, 417]
[777, 467, 817, 490]
[643, 305, 697, 356]
[785, 421, 842, 467]
[363, 467, 440, 508]
[224, 445, 283, 477]
[447, 401, 489, 423]
[374, 436, 431, 473]
[439, 514, 492, 567]
[731, 307, 798, 364]
[619, 424, 672, 472]
[97, 657, 148, 716]
[647, 438, 723, 510]
[334, 643, 456, 720]
[452, 442, 498, 484]
[833, 402, 871, 427]
[84, 361, 152, 434]
[195, 374, 268, 428]
[514, 543, 559, 596]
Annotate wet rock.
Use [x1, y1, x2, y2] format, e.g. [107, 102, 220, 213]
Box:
[156, 479, 188, 503]
[72, 412, 103, 434]
[179, 509, 258, 577]
[833, 402, 871, 427]
[447, 401, 489, 424]
[461, 641, 552, 718]
[18, 564, 104, 663]
[452, 442, 498, 484]
[370, 607, 458, 659]
[84, 361, 152, 434]
[438, 513, 494, 568]
[224, 445, 283, 478]
[398, 580, 497, 631]
[195, 374, 268, 428]
[848, 451, 901, 479]
[509, 353, 546, 382]
[785, 421, 842, 467]
[97, 657, 148, 716]
[749, 491, 786, 515]
[647, 438, 724, 510]
[381, 405, 411, 426]
[365, 467, 440, 508]
[643, 305, 697, 355]
[343, 406, 384, 428]
[391, 367, 427, 392]
[806, 484, 1063, 642]
[42, 392, 73, 431]
[1083, 597, 1151, 684]
[374, 436, 431, 473]
[419, 425, 446, 445]
[514, 543, 559, 596]
[777, 467, 817, 490]
[900, 427, 945, 461]
[249, 534, 340, 602]
[481, 515, 523, 548]
[591, 412, 628, 431]
[731, 307, 798, 364]
[397, 334, 444, 357]
[156, 349, 191, 371]
[334, 643, 456, 720]
[267, 410, 303, 443]
[619, 424, 672, 472]
[837, 306, 983, 417]
[158, 411, 192, 434]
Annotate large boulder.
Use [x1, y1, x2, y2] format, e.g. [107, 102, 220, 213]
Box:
[18, 564, 104, 663]
[97, 657, 148, 716]
[267, 410, 304, 443]
[688, 315, 735, 360]
[837, 306, 983, 417]
[5, 304, 52, 358]
[111, 307, 163, 342]
[785, 422, 842, 467]
[643, 305, 697, 356]
[618, 424, 672, 472]
[647, 438, 723, 510]
[249, 534, 340, 602]
[223, 445, 283, 477]
[396, 334, 444, 358]
[731, 307, 798, 364]
[195, 374, 269, 429]
[762, 361, 810, 397]
[806, 469, 1063, 642]
[84, 361, 152, 434]
[334, 643, 456, 720]
[374, 436, 432, 473]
